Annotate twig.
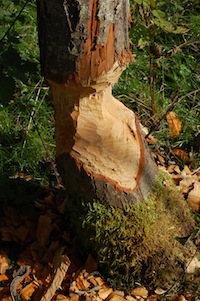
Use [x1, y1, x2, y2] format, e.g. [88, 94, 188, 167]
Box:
[0, 0, 30, 44]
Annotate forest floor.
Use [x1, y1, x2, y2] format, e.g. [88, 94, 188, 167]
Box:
[0, 137, 199, 301]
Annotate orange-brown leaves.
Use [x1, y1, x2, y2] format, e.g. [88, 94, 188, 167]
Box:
[166, 111, 182, 137]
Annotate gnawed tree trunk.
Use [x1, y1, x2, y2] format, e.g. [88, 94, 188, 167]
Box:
[36, 0, 196, 290]
[36, 0, 158, 207]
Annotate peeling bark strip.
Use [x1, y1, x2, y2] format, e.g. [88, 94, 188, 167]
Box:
[37, 0, 158, 207]
[37, 0, 132, 84]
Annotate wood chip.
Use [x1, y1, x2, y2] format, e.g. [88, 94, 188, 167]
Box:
[183, 165, 192, 175]
[187, 181, 200, 211]
[55, 294, 70, 301]
[131, 287, 148, 298]
[98, 287, 113, 299]
[70, 293, 80, 301]
[105, 292, 127, 301]
[20, 281, 39, 300]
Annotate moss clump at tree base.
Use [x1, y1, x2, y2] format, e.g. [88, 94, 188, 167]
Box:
[69, 172, 195, 291]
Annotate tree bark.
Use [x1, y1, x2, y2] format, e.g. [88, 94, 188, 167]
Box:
[36, 0, 158, 207]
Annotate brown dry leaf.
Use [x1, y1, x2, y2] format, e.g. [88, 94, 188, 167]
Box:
[166, 111, 182, 137]
[172, 148, 190, 162]
[31, 241, 48, 263]
[147, 295, 158, 301]
[183, 165, 192, 175]
[36, 214, 53, 247]
[131, 286, 148, 298]
[83, 254, 97, 274]
[174, 165, 181, 174]
[14, 225, 29, 243]
[171, 174, 183, 186]
[179, 178, 195, 195]
[167, 165, 176, 174]
[187, 181, 200, 211]
[20, 281, 39, 300]
[157, 154, 165, 164]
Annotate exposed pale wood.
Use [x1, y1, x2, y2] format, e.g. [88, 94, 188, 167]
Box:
[37, 0, 158, 207]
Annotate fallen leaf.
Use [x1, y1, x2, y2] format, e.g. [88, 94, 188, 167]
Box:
[157, 154, 165, 164]
[167, 165, 176, 173]
[36, 214, 53, 247]
[166, 111, 182, 137]
[83, 254, 97, 274]
[174, 165, 181, 174]
[172, 148, 190, 162]
[186, 256, 200, 274]
[183, 165, 192, 175]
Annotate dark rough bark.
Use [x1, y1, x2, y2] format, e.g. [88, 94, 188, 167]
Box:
[36, 0, 158, 208]
[37, 0, 132, 84]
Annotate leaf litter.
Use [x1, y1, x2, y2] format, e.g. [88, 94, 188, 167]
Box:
[0, 133, 199, 301]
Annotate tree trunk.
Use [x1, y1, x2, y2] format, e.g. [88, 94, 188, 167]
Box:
[36, 0, 158, 207]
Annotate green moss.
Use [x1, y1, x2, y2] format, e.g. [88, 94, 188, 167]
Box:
[69, 172, 194, 290]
